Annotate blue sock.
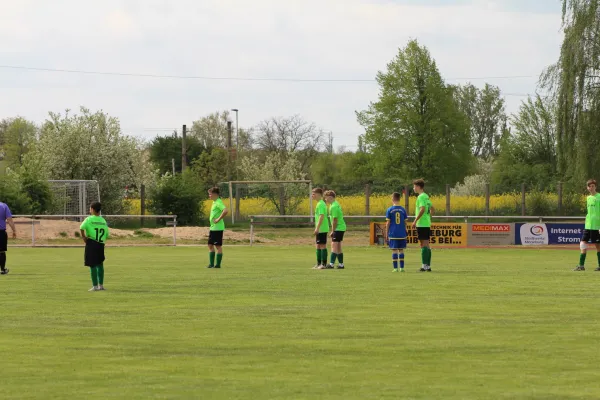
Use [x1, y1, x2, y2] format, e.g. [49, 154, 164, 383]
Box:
[399, 253, 405, 269]
[392, 253, 398, 269]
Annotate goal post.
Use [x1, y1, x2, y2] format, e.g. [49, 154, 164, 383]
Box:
[221, 180, 313, 224]
[48, 180, 100, 219]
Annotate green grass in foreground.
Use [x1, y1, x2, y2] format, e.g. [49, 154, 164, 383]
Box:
[1, 246, 600, 399]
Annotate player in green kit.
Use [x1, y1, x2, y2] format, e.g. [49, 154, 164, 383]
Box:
[411, 179, 435, 272]
[325, 190, 346, 269]
[207, 187, 228, 269]
[573, 179, 600, 271]
[312, 188, 330, 269]
[80, 202, 109, 291]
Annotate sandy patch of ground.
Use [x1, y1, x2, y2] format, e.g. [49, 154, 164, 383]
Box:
[146, 227, 273, 243]
[14, 217, 134, 239]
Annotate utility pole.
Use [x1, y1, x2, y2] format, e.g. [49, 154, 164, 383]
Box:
[227, 120, 233, 180]
[181, 124, 187, 171]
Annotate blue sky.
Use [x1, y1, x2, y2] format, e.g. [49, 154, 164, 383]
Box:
[0, 0, 563, 150]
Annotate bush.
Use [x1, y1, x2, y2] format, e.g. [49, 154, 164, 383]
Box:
[148, 170, 206, 226]
[0, 171, 31, 214]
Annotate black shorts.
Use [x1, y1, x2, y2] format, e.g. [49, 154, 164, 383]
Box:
[331, 231, 345, 243]
[84, 239, 105, 267]
[316, 232, 328, 245]
[0, 230, 7, 252]
[417, 227, 431, 241]
[582, 229, 600, 243]
[208, 230, 224, 246]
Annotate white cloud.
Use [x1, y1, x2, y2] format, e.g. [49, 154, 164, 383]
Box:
[0, 0, 563, 148]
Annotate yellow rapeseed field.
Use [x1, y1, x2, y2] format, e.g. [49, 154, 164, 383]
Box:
[126, 192, 584, 218]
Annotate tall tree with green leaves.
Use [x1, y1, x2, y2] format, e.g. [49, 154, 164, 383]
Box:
[28, 107, 141, 213]
[0, 117, 38, 168]
[356, 39, 473, 184]
[491, 94, 558, 191]
[542, 0, 600, 183]
[453, 83, 507, 159]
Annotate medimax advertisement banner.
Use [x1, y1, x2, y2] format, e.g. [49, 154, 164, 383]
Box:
[515, 223, 584, 245]
[467, 223, 514, 246]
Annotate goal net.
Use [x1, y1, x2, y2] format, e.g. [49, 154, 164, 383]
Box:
[48, 180, 101, 217]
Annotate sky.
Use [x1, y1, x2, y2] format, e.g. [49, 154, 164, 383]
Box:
[0, 0, 564, 150]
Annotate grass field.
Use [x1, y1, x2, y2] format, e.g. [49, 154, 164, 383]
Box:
[1, 246, 600, 399]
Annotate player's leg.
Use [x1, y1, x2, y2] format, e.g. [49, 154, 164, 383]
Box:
[595, 242, 600, 271]
[574, 230, 590, 271]
[391, 247, 399, 271]
[399, 239, 406, 271]
[593, 231, 600, 271]
[418, 228, 432, 272]
[213, 231, 224, 268]
[88, 266, 99, 291]
[329, 237, 337, 268]
[314, 236, 322, 268]
[321, 240, 329, 269]
[337, 233, 345, 268]
[0, 252, 6, 275]
[97, 264, 105, 289]
[207, 236, 216, 268]
[0, 230, 8, 274]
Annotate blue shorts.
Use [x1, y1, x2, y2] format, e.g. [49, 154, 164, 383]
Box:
[388, 239, 406, 250]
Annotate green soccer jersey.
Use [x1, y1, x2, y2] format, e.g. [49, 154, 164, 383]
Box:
[210, 198, 226, 231]
[329, 201, 346, 232]
[415, 193, 432, 228]
[80, 215, 110, 244]
[315, 199, 330, 233]
[585, 193, 600, 230]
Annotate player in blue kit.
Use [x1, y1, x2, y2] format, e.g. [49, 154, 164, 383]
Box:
[385, 192, 408, 272]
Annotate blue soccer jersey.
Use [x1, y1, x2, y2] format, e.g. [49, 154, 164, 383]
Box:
[386, 205, 408, 239]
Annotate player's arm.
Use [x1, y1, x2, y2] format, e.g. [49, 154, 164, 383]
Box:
[330, 216, 338, 237]
[385, 219, 390, 242]
[412, 206, 425, 228]
[214, 206, 228, 223]
[80, 229, 87, 243]
[430, 205, 435, 217]
[314, 214, 324, 235]
[6, 217, 16, 238]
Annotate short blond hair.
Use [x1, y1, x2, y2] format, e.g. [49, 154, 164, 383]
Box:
[324, 190, 336, 198]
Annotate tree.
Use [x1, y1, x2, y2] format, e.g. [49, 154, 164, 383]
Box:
[238, 152, 307, 215]
[453, 83, 507, 159]
[29, 107, 140, 213]
[253, 115, 326, 171]
[190, 148, 229, 189]
[148, 170, 206, 226]
[190, 111, 252, 150]
[0, 117, 38, 168]
[149, 134, 206, 174]
[541, 0, 600, 183]
[491, 95, 558, 191]
[356, 39, 473, 185]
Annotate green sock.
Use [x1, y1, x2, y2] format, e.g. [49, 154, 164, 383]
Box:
[421, 247, 427, 265]
[97, 265, 104, 285]
[216, 253, 223, 267]
[209, 252, 216, 266]
[338, 253, 344, 263]
[597, 252, 600, 267]
[330, 253, 337, 264]
[90, 267, 98, 286]
[426, 247, 432, 266]
[316, 249, 321, 265]
[580, 253, 587, 266]
[322, 249, 328, 265]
